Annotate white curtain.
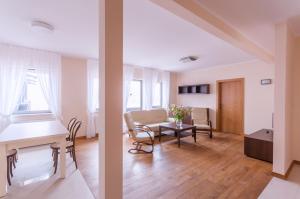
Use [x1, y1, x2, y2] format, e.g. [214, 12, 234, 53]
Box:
[0, 43, 62, 132]
[123, 66, 134, 113]
[123, 66, 134, 132]
[35, 50, 62, 119]
[0, 45, 27, 132]
[162, 71, 170, 109]
[87, 59, 99, 138]
[142, 68, 153, 110]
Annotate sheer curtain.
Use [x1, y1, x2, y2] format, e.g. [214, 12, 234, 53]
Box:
[0, 45, 27, 132]
[142, 68, 153, 110]
[87, 59, 99, 138]
[35, 50, 62, 119]
[123, 66, 134, 132]
[123, 65, 134, 113]
[162, 71, 170, 109]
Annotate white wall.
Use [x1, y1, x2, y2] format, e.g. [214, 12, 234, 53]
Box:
[291, 37, 300, 162]
[61, 56, 88, 137]
[176, 60, 274, 134]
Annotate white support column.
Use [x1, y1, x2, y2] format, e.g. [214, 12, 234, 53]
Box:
[99, 0, 123, 199]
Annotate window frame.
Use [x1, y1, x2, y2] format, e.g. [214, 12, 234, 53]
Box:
[13, 68, 51, 115]
[152, 81, 163, 108]
[126, 79, 143, 112]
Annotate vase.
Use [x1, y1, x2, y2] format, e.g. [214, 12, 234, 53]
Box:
[175, 119, 183, 127]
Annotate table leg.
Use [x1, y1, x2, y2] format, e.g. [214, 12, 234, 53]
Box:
[59, 137, 66, 178]
[177, 131, 180, 148]
[159, 126, 161, 142]
[193, 128, 197, 143]
[0, 144, 7, 197]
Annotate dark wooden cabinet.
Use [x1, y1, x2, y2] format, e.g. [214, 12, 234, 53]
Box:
[244, 129, 273, 163]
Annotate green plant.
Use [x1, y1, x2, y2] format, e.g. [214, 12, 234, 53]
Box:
[170, 104, 190, 122]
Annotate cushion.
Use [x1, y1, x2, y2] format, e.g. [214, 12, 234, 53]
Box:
[194, 124, 211, 130]
[191, 108, 208, 124]
[135, 131, 155, 142]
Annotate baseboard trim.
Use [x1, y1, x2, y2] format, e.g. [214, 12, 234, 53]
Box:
[272, 160, 300, 179]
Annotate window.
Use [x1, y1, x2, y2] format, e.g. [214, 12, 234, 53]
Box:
[93, 78, 99, 110]
[152, 82, 162, 108]
[15, 69, 50, 114]
[127, 80, 142, 111]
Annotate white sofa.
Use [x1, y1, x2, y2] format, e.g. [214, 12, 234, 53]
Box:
[124, 109, 172, 136]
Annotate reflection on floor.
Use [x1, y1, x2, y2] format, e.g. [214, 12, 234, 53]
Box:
[259, 164, 300, 199]
[5, 145, 94, 199]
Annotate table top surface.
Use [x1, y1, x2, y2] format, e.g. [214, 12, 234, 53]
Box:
[245, 129, 273, 142]
[159, 123, 195, 130]
[0, 121, 68, 144]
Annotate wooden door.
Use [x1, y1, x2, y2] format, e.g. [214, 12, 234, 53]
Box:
[217, 79, 244, 134]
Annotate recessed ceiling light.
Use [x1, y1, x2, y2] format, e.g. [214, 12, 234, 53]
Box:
[179, 56, 199, 63]
[31, 20, 54, 33]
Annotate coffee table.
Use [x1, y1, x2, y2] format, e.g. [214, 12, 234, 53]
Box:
[159, 123, 196, 147]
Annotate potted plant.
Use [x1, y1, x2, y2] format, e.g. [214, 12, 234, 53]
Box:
[169, 104, 190, 127]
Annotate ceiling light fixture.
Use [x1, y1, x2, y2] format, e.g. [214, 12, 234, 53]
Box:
[179, 56, 199, 63]
[31, 20, 54, 33]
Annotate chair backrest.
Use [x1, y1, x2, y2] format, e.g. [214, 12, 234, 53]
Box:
[124, 112, 134, 131]
[70, 121, 82, 145]
[129, 123, 148, 141]
[67, 117, 77, 132]
[191, 108, 209, 125]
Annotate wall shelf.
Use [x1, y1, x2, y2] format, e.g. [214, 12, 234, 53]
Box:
[178, 84, 210, 94]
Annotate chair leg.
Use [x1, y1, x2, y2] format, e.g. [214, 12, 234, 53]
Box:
[7, 158, 11, 186]
[12, 157, 16, 169]
[54, 150, 58, 174]
[72, 148, 78, 169]
[70, 149, 73, 158]
[209, 129, 213, 139]
[10, 159, 13, 177]
[128, 142, 153, 154]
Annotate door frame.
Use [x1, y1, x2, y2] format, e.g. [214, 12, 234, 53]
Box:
[216, 78, 245, 134]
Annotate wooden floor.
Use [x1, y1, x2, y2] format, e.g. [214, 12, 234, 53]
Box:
[76, 132, 272, 199]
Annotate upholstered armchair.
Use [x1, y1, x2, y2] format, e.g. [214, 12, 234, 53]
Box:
[127, 123, 155, 154]
[191, 107, 213, 138]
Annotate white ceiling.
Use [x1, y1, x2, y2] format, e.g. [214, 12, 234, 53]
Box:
[123, 0, 254, 71]
[0, 0, 257, 71]
[196, 0, 300, 55]
[0, 0, 98, 59]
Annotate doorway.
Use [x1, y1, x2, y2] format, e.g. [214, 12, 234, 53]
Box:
[216, 78, 244, 134]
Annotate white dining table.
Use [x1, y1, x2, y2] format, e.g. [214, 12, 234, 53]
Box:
[0, 120, 68, 197]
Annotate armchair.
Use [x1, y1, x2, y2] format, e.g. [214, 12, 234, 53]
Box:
[191, 107, 213, 138]
[128, 123, 155, 154]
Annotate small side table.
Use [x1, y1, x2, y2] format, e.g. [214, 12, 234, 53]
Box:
[159, 123, 196, 147]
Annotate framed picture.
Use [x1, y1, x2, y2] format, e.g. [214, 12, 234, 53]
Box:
[261, 79, 272, 85]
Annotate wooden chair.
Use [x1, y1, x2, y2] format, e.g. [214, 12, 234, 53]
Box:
[66, 117, 77, 141]
[128, 124, 155, 154]
[51, 120, 82, 174]
[52, 117, 77, 158]
[191, 107, 213, 138]
[7, 149, 17, 186]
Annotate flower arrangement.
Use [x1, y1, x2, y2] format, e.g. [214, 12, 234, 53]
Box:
[169, 104, 190, 126]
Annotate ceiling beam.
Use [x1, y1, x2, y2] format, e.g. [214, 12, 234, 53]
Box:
[151, 0, 274, 63]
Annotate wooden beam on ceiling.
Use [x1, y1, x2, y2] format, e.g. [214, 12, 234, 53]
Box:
[151, 0, 274, 64]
